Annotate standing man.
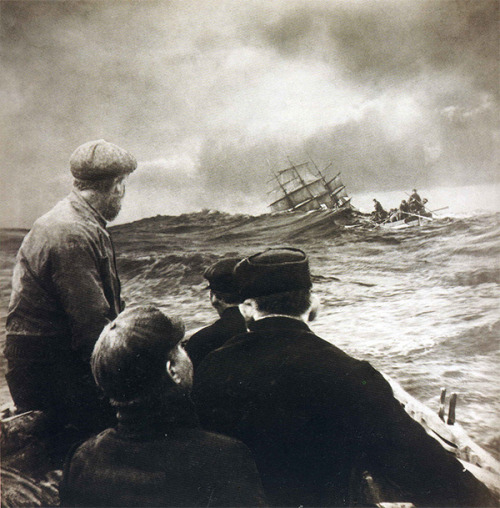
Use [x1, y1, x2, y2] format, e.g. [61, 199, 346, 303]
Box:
[4, 139, 136, 435]
[185, 258, 246, 369]
[409, 188, 422, 205]
[372, 198, 387, 221]
[409, 188, 422, 213]
[60, 306, 267, 507]
[193, 248, 496, 507]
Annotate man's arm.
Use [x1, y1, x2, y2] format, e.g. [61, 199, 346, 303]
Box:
[51, 230, 114, 358]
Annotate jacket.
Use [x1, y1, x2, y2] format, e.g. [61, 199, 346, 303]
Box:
[185, 306, 247, 368]
[60, 394, 267, 507]
[5, 191, 122, 361]
[193, 316, 495, 507]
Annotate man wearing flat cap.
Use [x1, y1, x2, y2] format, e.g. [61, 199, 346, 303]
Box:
[185, 258, 246, 369]
[60, 306, 267, 507]
[4, 139, 136, 440]
[193, 248, 496, 507]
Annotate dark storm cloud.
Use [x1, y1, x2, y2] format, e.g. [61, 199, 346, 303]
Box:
[1, 0, 498, 226]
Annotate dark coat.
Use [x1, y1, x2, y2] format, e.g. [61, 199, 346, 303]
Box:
[185, 306, 246, 369]
[193, 317, 495, 507]
[5, 191, 122, 359]
[4, 191, 119, 432]
[60, 395, 267, 507]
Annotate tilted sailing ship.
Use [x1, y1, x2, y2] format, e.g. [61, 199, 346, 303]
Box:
[268, 160, 352, 213]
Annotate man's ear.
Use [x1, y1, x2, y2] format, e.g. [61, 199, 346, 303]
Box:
[306, 295, 320, 322]
[110, 176, 126, 197]
[239, 299, 258, 321]
[166, 358, 182, 385]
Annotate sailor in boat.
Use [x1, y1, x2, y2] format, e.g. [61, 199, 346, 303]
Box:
[387, 208, 400, 223]
[3, 140, 136, 457]
[60, 306, 267, 507]
[398, 199, 410, 220]
[184, 258, 246, 369]
[420, 198, 433, 217]
[372, 198, 388, 222]
[192, 248, 496, 507]
[408, 189, 423, 214]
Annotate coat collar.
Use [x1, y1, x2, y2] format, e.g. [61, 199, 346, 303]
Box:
[69, 190, 107, 228]
[115, 391, 199, 440]
[220, 306, 244, 320]
[248, 316, 311, 333]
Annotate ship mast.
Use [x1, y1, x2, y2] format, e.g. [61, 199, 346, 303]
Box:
[268, 161, 294, 211]
[307, 155, 342, 208]
[287, 157, 317, 209]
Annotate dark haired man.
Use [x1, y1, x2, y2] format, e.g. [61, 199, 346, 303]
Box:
[185, 258, 246, 368]
[60, 306, 267, 507]
[399, 199, 409, 220]
[372, 198, 387, 221]
[193, 248, 496, 507]
[4, 139, 136, 436]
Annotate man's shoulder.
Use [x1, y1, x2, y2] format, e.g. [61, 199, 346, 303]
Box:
[189, 320, 219, 340]
[199, 326, 384, 386]
[181, 427, 254, 458]
[30, 199, 100, 245]
[65, 428, 117, 471]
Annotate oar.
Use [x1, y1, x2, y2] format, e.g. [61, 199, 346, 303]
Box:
[404, 212, 433, 221]
[429, 206, 448, 214]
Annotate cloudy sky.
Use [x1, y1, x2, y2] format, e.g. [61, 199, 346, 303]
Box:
[1, 0, 498, 227]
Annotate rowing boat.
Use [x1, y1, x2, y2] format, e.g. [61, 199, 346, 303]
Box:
[379, 214, 433, 229]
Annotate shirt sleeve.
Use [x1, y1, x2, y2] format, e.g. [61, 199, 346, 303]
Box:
[50, 228, 113, 357]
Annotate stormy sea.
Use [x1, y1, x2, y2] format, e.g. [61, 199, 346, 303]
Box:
[1, 209, 499, 460]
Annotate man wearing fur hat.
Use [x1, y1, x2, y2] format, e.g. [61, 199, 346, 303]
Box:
[60, 306, 266, 507]
[4, 139, 136, 436]
[185, 258, 246, 369]
[193, 248, 496, 507]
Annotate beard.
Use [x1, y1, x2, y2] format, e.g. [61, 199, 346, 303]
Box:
[101, 195, 123, 222]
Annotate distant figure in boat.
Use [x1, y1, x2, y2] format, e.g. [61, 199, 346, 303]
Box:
[60, 306, 267, 507]
[420, 198, 432, 217]
[398, 199, 410, 220]
[185, 258, 246, 369]
[408, 188, 423, 214]
[409, 188, 422, 205]
[388, 208, 399, 222]
[372, 198, 387, 222]
[192, 248, 496, 507]
[3, 140, 136, 446]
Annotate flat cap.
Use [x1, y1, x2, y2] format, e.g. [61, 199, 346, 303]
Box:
[70, 139, 137, 180]
[91, 306, 185, 402]
[204, 257, 241, 294]
[235, 248, 312, 300]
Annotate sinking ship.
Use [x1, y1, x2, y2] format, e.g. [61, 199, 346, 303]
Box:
[268, 160, 353, 214]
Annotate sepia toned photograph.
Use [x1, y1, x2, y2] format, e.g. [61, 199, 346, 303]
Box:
[1, 1, 499, 506]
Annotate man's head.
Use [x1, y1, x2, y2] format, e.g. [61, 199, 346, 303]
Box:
[91, 306, 190, 405]
[234, 248, 317, 323]
[203, 258, 242, 316]
[70, 139, 137, 221]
